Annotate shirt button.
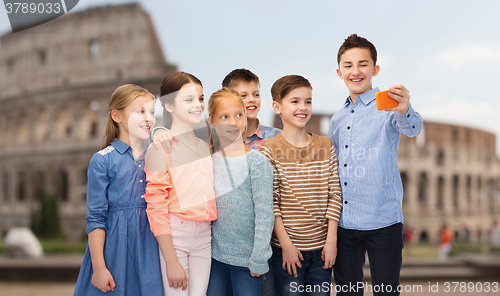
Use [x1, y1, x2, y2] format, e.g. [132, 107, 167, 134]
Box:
[351, 110, 355, 113]
[138, 165, 142, 168]
[202, 172, 205, 175]
[344, 164, 347, 167]
[140, 180, 143, 183]
[412, 126, 415, 128]
[204, 191, 206, 194]
[345, 145, 349, 148]
[141, 195, 144, 198]
[407, 114, 410, 118]
[344, 201, 348, 204]
[206, 210, 209, 214]
[347, 126, 351, 130]
[344, 182, 347, 186]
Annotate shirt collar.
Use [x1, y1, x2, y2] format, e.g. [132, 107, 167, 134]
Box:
[249, 119, 263, 140]
[111, 138, 131, 155]
[343, 87, 380, 106]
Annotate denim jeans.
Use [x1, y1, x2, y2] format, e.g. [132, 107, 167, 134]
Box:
[206, 259, 262, 296]
[261, 258, 275, 296]
[333, 223, 403, 296]
[273, 246, 333, 296]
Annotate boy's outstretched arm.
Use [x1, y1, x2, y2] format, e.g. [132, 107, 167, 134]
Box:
[274, 216, 304, 278]
[386, 84, 423, 137]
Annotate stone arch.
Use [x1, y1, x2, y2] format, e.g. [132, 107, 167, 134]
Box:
[400, 172, 408, 205]
[437, 176, 445, 211]
[18, 112, 29, 144]
[418, 172, 428, 206]
[419, 230, 429, 243]
[436, 149, 445, 166]
[54, 170, 69, 202]
[56, 105, 72, 140]
[17, 171, 25, 201]
[488, 178, 496, 215]
[35, 108, 49, 143]
[34, 171, 45, 200]
[453, 175, 459, 211]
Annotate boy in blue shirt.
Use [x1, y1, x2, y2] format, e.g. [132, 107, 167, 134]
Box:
[328, 34, 423, 295]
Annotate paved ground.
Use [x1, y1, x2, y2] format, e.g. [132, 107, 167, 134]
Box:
[1, 281, 499, 296]
[1, 253, 499, 295]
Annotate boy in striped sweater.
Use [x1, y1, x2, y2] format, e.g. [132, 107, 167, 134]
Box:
[260, 75, 343, 296]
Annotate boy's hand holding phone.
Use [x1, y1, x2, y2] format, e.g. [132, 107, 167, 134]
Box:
[376, 84, 410, 114]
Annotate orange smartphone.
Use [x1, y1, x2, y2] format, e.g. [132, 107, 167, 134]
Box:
[376, 90, 399, 111]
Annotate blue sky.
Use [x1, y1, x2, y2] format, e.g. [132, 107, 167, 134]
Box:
[1, 0, 500, 154]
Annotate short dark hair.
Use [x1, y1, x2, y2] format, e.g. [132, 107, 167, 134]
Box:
[222, 68, 260, 89]
[337, 34, 377, 65]
[271, 75, 312, 103]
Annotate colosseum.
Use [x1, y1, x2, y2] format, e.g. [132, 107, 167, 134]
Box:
[0, 3, 498, 244]
[0, 3, 176, 241]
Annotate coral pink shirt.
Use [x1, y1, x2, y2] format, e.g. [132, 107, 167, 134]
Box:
[144, 138, 217, 236]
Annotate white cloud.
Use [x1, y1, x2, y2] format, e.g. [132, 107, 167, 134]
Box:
[436, 43, 500, 70]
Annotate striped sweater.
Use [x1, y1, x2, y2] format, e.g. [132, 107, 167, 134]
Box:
[260, 133, 343, 251]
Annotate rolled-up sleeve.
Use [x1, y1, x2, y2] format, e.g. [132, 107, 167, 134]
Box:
[86, 154, 109, 234]
[144, 146, 172, 236]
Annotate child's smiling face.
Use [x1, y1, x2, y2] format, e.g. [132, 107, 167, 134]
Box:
[210, 97, 246, 144]
[167, 83, 204, 124]
[121, 95, 156, 142]
[337, 47, 380, 101]
[231, 81, 261, 121]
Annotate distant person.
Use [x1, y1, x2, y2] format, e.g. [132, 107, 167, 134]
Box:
[74, 85, 164, 295]
[260, 75, 343, 296]
[490, 220, 500, 248]
[403, 226, 414, 257]
[439, 225, 453, 261]
[206, 88, 274, 296]
[328, 34, 423, 295]
[144, 72, 217, 295]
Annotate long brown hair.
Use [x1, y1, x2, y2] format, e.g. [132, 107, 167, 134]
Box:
[208, 87, 246, 154]
[159, 72, 202, 129]
[101, 84, 156, 149]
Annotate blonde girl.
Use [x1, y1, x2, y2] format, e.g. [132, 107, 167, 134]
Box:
[144, 72, 217, 296]
[206, 88, 274, 296]
[74, 85, 163, 296]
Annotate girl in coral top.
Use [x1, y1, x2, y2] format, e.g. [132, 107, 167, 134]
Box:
[144, 72, 217, 296]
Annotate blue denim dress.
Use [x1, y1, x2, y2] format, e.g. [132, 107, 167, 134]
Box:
[74, 139, 163, 296]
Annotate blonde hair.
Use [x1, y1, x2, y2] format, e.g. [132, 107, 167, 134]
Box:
[101, 84, 156, 149]
[208, 87, 246, 154]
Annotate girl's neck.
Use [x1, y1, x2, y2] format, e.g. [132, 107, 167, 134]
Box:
[170, 121, 197, 142]
[118, 132, 144, 159]
[281, 126, 311, 147]
[219, 138, 249, 157]
[243, 118, 259, 139]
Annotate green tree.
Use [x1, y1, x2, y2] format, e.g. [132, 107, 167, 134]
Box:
[31, 188, 62, 239]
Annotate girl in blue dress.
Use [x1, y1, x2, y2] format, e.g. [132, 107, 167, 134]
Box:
[74, 84, 164, 296]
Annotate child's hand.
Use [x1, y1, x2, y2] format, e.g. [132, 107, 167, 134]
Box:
[91, 268, 116, 293]
[321, 242, 337, 269]
[153, 129, 176, 152]
[386, 84, 410, 114]
[166, 260, 187, 290]
[248, 266, 262, 277]
[281, 243, 304, 277]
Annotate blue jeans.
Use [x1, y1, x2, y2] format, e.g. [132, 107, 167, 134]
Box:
[207, 259, 262, 296]
[333, 223, 403, 296]
[273, 246, 333, 296]
[261, 258, 275, 296]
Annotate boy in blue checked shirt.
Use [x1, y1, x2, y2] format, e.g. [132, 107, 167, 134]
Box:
[328, 34, 423, 296]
